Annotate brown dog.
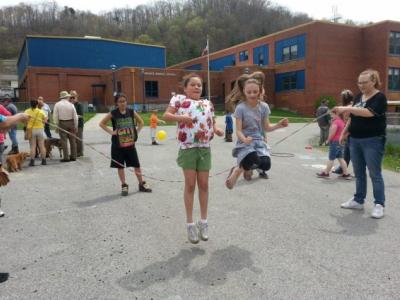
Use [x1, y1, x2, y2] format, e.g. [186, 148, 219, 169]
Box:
[6, 152, 30, 172]
[45, 138, 63, 158]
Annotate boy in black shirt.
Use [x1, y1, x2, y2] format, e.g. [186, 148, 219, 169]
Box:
[99, 93, 151, 196]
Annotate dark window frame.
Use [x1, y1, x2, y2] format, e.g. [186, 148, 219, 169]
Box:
[145, 81, 159, 98]
[258, 52, 264, 65]
[282, 44, 299, 62]
[239, 50, 249, 62]
[389, 31, 400, 55]
[282, 74, 297, 91]
[388, 67, 400, 90]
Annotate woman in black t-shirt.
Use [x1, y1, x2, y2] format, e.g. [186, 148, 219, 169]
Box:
[333, 69, 386, 219]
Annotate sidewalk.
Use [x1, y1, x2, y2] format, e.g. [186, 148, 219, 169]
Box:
[84, 113, 107, 130]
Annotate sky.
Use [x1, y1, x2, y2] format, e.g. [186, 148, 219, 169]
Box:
[0, 0, 399, 23]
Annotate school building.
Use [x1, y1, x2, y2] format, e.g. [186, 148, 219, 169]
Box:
[17, 20, 400, 115]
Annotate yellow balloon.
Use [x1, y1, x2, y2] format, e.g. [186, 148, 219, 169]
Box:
[156, 130, 167, 141]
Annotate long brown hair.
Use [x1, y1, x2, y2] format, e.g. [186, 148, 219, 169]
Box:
[225, 72, 264, 112]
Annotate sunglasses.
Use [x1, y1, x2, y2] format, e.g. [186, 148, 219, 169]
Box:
[70, 97, 76, 99]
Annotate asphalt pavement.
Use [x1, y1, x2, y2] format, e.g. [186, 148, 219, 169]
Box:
[0, 115, 399, 299]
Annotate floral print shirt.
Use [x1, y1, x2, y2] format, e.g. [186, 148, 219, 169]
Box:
[169, 94, 215, 149]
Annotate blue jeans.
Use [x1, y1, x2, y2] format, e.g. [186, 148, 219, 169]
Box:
[349, 136, 385, 206]
[8, 127, 18, 146]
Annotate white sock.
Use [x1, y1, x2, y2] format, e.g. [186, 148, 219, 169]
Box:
[200, 219, 208, 224]
[187, 222, 195, 227]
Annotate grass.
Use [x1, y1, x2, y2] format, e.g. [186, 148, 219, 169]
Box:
[383, 143, 400, 173]
[135, 109, 311, 126]
[17, 112, 97, 130]
[83, 112, 96, 123]
[312, 137, 400, 173]
[269, 109, 312, 123]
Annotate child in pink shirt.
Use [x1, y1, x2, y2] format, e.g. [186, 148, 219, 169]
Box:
[316, 111, 351, 179]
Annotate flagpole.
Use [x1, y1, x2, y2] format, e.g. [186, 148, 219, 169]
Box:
[206, 36, 211, 101]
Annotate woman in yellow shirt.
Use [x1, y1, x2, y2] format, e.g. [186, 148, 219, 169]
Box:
[24, 99, 48, 166]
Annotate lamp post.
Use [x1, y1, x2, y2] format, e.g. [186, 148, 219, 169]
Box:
[141, 68, 146, 112]
[110, 64, 117, 97]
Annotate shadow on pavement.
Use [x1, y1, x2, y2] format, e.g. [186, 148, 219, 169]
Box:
[117, 245, 261, 291]
[74, 194, 127, 208]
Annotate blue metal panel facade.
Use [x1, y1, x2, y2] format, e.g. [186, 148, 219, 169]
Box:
[17, 42, 29, 78]
[210, 54, 236, 71]
[275, 34, 306, 63]
[26, 37, 165, 70]
[253, 44, 269, 66]
[185, 63, 203, 70]
[275, 70, 305, 92]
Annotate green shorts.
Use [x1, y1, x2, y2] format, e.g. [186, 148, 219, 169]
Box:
[177, 147, 211, 171]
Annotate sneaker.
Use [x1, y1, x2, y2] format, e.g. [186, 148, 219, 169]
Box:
[341, 198, 364, 210]
[371, 204, 384, 219]
[139, 181, 152, 193]
[29, 159, 34, 167]
[121, 184, 129, 196]
[187, 224, 199, 244]
[152, 141, 159, 145]
[339, 173, 352, 180]
[0, 209, 4, 217]
[41, 159, 47, 165]
[316, 171, 329, 178]
[197, 221, 208, 241]
[258, 170, 269, 179]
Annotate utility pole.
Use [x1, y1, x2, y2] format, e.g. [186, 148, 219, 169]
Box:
[331, 5, 341, 23]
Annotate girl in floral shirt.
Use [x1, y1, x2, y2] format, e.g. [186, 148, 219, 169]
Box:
[163, 74, 224, 244]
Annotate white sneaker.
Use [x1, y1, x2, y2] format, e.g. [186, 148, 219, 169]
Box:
[341, 198, 364, 210]
[371, 204, 384, 219]
[0, 209, 4, 217]
[187, 224, 199, 244]
[197, 221, 209, 241]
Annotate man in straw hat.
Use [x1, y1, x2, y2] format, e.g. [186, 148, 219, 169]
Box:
[53, 91, 78, 162]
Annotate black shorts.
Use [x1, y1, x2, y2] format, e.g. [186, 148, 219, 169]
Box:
[110, 146, 140, 168]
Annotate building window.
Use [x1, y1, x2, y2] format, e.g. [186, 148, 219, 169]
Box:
[239, 50, 249, 62]
[275, 70, 305, 92]
[388, 67, 400, 90]
[389, 32, 400, 55]
[282, 44, 298, 62]
[117, 81, 122, 93]
[145, 81, 158, 97]
[283, 74, 297, 90]
[258, 52, 264, 65]
[275, 35, 305, 63]
[253, 44, 269, 66]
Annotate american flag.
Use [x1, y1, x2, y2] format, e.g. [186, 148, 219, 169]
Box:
[201, 41, 209, 56]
